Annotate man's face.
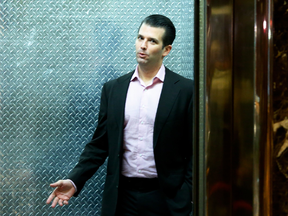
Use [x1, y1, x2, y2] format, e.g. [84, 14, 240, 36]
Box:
[135, 23, 171, 67]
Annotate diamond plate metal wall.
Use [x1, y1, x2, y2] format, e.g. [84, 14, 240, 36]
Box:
[0, 0, 194, 215]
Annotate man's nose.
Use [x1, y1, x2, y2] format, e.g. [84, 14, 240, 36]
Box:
[141, 40, 147, 49]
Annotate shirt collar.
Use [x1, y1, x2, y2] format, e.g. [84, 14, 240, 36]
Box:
[131, 64, 165, 82]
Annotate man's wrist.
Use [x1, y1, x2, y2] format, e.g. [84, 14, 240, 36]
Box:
[66, 179, 77, 192]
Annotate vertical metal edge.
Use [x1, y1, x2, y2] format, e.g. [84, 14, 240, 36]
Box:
[193, 0, 200, 214]
[253, 0, 260, 214]
[254, 0, 273, 215]
[196, 0, 207, 214]
[264, 0, 273, 214]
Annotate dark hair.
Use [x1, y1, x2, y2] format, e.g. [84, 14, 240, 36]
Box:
[138, 14, 176, 48]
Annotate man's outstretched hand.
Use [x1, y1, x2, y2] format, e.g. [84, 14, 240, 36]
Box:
[46, 180, 76, 208]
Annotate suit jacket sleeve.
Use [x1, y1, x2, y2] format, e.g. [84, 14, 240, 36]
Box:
[66, 83, 110, 196]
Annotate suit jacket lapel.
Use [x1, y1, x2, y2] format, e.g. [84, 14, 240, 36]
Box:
[153, 68, 181, 148]
[110, 69, 180, 149]
[112, 71, 133, 129]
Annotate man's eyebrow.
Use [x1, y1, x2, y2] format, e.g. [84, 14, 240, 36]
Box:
[137, 34, 159, 42]
[149, 37, 159, 43]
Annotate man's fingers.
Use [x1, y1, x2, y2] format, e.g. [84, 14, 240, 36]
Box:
[46, 180, 71, 208]
[50, 180, 62, 188]
[51, 196, 59, 208]
[58, 198, 64, 206]
[46, 192, 55, 204]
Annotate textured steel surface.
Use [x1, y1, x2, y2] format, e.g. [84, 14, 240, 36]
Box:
[0, 0, 194, 215]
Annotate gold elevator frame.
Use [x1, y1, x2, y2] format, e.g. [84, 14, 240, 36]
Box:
[194, 0, 273, 215]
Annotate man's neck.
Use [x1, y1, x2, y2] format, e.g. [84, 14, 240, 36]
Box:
[138, 64, 162, 85]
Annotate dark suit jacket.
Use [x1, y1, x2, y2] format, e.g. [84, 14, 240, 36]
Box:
[67, 67, 193, 216]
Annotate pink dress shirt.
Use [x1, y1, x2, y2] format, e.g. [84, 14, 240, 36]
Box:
[68, 65, 165, 190]
[121, 64, 165, 178]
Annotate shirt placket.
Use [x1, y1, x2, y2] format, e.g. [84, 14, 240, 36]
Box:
[137, 85, 148, 174]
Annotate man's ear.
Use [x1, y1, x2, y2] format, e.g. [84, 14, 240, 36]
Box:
[162, 45, 172, 57]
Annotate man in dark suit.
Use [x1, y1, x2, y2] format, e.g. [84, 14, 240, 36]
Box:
[46, 14, 193, 216]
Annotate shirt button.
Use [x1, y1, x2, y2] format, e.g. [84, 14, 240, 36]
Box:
[138, 170, 141, 173]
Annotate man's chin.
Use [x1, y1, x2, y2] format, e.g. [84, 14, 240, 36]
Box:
[136, 58, 148, 64]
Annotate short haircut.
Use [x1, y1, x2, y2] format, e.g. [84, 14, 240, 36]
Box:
[138, 14, 176, 48]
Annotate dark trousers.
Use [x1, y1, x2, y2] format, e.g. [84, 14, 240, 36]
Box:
[116, 176, 171, 216]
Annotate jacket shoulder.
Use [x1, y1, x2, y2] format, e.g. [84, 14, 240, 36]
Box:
[165, 67, 194, 87]
[104, 71, 134, 87]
